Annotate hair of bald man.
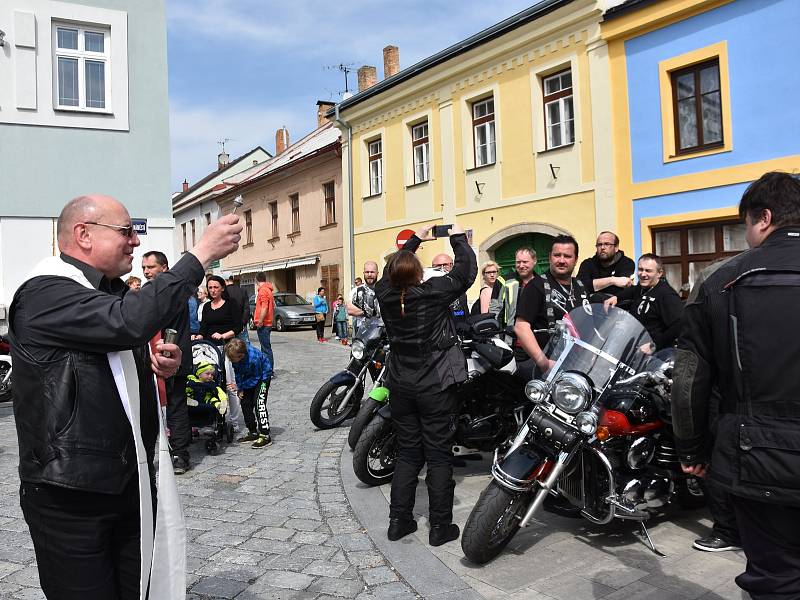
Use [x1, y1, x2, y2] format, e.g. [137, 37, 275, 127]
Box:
[363, 261, 378, 271]
[57, 195, 100, 242]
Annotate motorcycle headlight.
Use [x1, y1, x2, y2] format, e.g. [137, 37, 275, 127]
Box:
[575, 411, 598, 436]
[524, 380, 549, 404]
[552, 373, 592, 414]
[350, 340, 365, 360]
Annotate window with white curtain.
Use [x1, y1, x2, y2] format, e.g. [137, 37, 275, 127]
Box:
[472, 98, 495, 167]
[368, 140, 383, 195]
[543, 69, 574, 149]
[53, 23, 111, 111]
[412, 122, 429, 184]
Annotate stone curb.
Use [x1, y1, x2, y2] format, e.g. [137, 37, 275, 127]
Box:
[340, 439, 482, 599]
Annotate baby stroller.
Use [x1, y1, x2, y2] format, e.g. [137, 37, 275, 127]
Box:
[189, 340, 235, 455]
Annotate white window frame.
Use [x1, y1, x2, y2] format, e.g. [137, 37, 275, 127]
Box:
[472, 98, 496, 167]
[52, 22, 112, 113]
[368, 139, 383, 196]
[542, 69, 574, 150]
[411, 122, 430, 184]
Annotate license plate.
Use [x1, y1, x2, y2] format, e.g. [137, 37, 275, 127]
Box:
[303, 317, 314, 322]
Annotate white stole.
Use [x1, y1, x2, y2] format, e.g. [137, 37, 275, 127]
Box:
[25, 257, 186, 600]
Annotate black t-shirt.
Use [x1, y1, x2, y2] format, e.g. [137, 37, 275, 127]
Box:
[577, 252, 636, 296]
[515, 272, 587, 354]
[199, 299, 242, 339]
[618, 279, 683, 349]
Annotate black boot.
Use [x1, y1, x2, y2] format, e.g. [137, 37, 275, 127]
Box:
[387, 518, 417, 541]
[429, 523, 460, 547]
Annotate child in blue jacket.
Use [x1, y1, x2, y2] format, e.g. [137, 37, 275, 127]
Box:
[225, 338, 273, 448]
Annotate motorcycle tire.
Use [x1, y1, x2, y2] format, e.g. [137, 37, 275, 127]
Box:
[675, 476, 706, 509]
[0, 362, 11, 403]
[352, 415, 396, 487]
[461, 481, 531, 565]
[348, 397, 381, 450]
[310, 379, 363, 430]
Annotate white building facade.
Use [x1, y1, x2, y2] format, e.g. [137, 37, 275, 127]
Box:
[0, 0, 172, 317]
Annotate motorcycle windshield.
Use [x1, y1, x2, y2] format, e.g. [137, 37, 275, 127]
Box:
[355, 317, 384, 345]
[543, 303, 654, 390]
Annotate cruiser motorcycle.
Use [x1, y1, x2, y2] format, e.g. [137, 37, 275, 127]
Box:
[310, 317, 389, 430]
[352, 315, 530, 486]
[461, 303, 703, 564]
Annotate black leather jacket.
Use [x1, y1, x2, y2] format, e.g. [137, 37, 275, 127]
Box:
[673, 227, 800, 505]
[10, 253, 204, 493]
[376, 233, 477, 395]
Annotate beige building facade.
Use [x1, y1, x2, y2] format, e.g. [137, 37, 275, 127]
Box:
[209, 117, 344, 303]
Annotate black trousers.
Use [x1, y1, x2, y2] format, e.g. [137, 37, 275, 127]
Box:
[389, 387, 457, 526]
[315, 318, 326, 339]
[706, 478, 740, 544]
[240, 380, 271, 435]
[732, 495, 800, 599]
[21, 478, 141, 599]
[165, 374, 190, 462]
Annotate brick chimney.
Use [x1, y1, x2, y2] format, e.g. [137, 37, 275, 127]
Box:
[275, 126, 289, 155]
[358, 65, 377, 92]
[217, 150, 229, 170]
[316, 101, 335, 128]
[182, 179, 189, 193]
[383, 45, 400, 79]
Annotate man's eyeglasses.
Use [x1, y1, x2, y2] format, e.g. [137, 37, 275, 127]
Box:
[595, 242, 616, 248]
[433, 263, 452, 269]
[85, 221, 136, 238]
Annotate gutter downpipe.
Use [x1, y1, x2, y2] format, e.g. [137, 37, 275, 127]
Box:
[334, 104, 355, 287]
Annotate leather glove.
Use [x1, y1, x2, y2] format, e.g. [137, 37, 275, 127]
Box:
[218, 399, 228, 416]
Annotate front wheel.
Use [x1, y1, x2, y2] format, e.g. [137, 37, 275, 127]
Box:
[352, 415, 396, 486]
[348, 398, 381, 450]
[461, 481, 532, 564]
[309, 379, 363, 430]
[0, 362, 10, 402]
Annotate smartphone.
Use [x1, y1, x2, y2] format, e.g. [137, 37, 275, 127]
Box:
[433, 224, 453, 238]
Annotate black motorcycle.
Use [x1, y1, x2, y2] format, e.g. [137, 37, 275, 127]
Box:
[310, 317, 389, 430]
[351, 316, 529, 486]
[461, 304, 704, 564]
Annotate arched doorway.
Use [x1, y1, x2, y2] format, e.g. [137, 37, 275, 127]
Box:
[493, 233, 553, 278]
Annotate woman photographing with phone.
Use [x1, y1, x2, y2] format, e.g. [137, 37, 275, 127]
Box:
[375, 223, 477, 547]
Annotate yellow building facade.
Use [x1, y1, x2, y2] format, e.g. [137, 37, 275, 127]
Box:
[333, 0, 619, 299]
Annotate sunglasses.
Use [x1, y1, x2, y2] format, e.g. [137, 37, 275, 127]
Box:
[85, 221, 136, 238]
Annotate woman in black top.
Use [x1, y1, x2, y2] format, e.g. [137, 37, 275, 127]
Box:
[375, 223, 477, 547]
[195, 276, 241, 342]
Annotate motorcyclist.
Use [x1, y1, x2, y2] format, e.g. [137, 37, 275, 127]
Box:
[514, 235, 589, 380]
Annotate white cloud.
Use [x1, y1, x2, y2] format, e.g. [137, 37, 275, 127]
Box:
[169, 100, 309, 192]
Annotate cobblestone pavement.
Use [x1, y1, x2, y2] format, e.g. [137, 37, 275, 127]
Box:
[0, 330, 418, 600]
[0, 328, 749, 599]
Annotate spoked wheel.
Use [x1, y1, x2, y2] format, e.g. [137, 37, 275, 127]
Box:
[205, 439, 219, 455]
[0, 362, 12, 402]
[461, 481, 532, 564]
[352, 415, 396, 486]
[309, 379, 363, 429]
[348, 398, 381, 450]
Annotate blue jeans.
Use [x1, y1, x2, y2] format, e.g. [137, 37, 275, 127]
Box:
[257, 326, 274, 370]
[334, 321, 348, 339]
[236, 329, 250, 345]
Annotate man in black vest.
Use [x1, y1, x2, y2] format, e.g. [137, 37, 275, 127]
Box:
[673, 171, 800, 599]
[11, 194, 241, 598]
[514, 235, 589, 380]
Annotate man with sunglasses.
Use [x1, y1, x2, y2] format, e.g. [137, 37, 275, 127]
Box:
[577, 231, 635, 297]
[10, 194, 241, 599]
[431, 253, 468, 328]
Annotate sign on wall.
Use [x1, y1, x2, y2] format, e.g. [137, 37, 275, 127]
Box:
[132, 219, 147, 235]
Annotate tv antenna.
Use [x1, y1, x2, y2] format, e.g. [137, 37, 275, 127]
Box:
[324, 63, 357, 94]
[217, 138, 233, 153]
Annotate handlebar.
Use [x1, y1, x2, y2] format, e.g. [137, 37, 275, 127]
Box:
[616, 370, 669, 387]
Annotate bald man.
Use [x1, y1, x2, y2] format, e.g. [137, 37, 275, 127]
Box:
[11, 194, 241, 599]
[432, 253, 468, 327]
[348, 260, 381, 333]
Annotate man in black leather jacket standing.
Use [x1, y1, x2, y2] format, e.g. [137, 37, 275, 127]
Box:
[11, 194, 241, 599]
[376, 223, 477, 547]
[672, 171, 800, 599]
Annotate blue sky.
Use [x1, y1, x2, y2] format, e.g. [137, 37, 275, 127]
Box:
[166, 0, 536, 192]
